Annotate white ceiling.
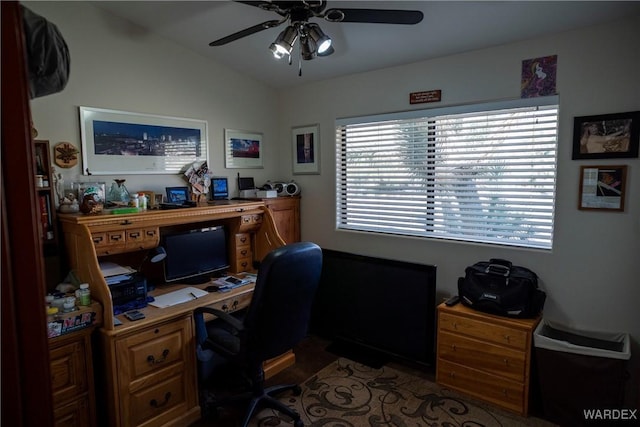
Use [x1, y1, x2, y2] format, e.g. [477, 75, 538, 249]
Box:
[94, 1, 640, 89]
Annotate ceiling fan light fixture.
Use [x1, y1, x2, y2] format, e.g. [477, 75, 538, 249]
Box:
[317, 44, 334, 57]
[307, 23, 332, 54]
[270, 25, 298, 59]
[300, 36, 316, 60]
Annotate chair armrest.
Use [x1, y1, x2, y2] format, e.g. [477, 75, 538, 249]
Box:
[194, 306, 245, 346]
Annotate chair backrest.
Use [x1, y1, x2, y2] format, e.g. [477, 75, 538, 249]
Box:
[242, 242, 323, 364]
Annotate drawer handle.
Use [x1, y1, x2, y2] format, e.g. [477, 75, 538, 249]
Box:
[451, 344, 456, 351]
[232, 300, 239, 308]
[146, 230, 156, 237]
[129, 232, 140, 238]
[449, 372, 455, 379]
[504, 335, 511, 342]
[502, 389, 508, 396]
[110, 235, 122, 241]
[452, 322, 458, 330]
[150, 392, 172, 408]
[240, 237, 247, 243]
[503, 358, 509, 365]
[120, 220, 132, 225]
[147, 349, 170, 365]
[222, 304, 229, 312]
[240, 249, 248, 256]
[92, 236, 103, 243]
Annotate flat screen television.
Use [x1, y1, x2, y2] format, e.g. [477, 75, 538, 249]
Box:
[161, 225, 229, 284]
[311, 249, 437, 366]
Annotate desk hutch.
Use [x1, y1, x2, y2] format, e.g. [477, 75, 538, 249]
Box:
[58, 201, 292, 427]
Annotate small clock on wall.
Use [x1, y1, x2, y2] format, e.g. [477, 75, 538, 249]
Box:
[53, 142, 79, 168]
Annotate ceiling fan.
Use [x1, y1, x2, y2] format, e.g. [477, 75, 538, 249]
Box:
[210, 1, 424, 63]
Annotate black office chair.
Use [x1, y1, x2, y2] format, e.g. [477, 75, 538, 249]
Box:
[194, 242, 323, 427]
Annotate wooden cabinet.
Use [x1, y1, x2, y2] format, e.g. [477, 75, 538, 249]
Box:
[436, 302, 540, 416]
[261, 197, 300, 243]
[34, 140, 58, 246]
[49, 327, 98, 427]
[110, 316, 197, 427]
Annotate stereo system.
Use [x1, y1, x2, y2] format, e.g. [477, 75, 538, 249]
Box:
[263, 180, 300, 196]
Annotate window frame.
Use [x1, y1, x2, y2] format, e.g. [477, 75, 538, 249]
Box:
[335, 96, 559, 250]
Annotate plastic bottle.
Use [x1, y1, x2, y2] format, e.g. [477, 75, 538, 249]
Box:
[131, 193, 139, 208]
[139, 193, 147, 210]
[46, 306, 59, 323]
[77, 283, 91, 306]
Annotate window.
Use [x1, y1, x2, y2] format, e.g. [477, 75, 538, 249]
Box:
[336, 97, 558, 249]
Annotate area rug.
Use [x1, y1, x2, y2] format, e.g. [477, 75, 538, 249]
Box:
[252, 357, 556, 427]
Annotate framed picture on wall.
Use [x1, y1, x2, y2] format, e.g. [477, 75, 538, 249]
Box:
[292, 124, 320, 175]
[224, 129, 263, 168]
[578, 165, 627, 211]
[79, 106, 208, 175]
[572, 111, 640, 159]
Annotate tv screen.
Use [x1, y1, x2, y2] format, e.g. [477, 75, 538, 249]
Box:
[311, 249, 437, 366]
[162, 225, 229, 283]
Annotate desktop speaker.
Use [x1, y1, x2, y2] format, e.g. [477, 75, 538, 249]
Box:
[282, 181, 300, 196]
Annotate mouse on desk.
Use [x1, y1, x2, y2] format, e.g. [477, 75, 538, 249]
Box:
[205, 285, 220, 292]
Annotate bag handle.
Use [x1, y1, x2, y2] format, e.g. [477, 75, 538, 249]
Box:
[486, 258, 512, 276]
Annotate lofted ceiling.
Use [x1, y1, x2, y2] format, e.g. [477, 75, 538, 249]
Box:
[93, 1, 640, 89]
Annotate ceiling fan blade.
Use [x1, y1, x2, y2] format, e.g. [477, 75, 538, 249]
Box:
[209, 20, 282, 46]
[325, 8, 424, 25]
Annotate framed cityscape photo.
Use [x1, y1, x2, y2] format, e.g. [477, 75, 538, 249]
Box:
[572, 111, 640, 160]
[79, 107, 207, 175]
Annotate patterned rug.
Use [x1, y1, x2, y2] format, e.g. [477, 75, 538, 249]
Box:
[252, 358, 556, 427]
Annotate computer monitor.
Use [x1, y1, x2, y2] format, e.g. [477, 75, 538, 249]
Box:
[238, 177, 255, 191]
[211, 177, 229, 200]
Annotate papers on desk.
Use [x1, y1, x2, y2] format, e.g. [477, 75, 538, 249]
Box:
[99, 261, 136, 285]
[149, 287, 208, 308]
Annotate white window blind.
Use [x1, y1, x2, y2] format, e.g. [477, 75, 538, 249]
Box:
[336, 97, 558, 249]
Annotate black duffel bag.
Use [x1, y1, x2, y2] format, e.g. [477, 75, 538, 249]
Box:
[458, 258, 545, 318]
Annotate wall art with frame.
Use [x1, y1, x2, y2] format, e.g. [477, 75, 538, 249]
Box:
[292, 124, 320, 175]
[79, 107, 208, 175]
[578, 165, 627, 211]
[224, 129, 263, 169]
[572, 111, 640, 160]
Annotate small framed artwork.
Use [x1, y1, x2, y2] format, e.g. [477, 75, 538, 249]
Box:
[154, 193, 164, 207]
[165, 186, 190, 203]
[292, 124, 320, 175]
[224, 129, 263, 169]
[578, 165, 627, 211]
[572, 111, 640, 159]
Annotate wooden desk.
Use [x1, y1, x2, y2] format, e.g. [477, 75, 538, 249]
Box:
[58, 201, 290, 427]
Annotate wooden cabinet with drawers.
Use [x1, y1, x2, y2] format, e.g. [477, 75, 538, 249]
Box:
[436, 302, 540, 416]
[49, 327, 98, 427]
[112, 316, 196, 427]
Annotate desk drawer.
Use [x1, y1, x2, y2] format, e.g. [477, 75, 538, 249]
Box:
[439, 311, 528, 351]
[438, 331, 525, 382]
[437, 358, 525, 414]
[116, 317, 189, 382]
[129, 373, 186, 427]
